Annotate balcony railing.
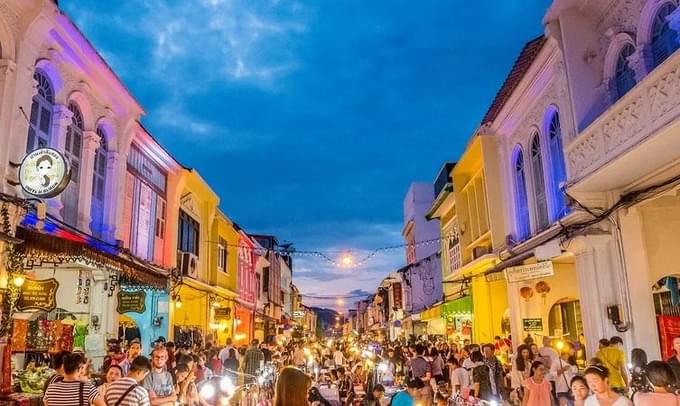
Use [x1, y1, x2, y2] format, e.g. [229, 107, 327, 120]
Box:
[566, 49, 680, 182]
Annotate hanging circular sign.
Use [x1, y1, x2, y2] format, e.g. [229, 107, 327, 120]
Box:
[18, 148, 70, 198]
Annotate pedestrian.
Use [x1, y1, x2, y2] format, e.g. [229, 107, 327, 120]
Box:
[293, 343, 307, 368]
[595, 336, 629, 395]
[551, 345, 578, 406]
[334, 345, 345, 367]
[43, 350, 70, 395]
[174, 364, 199, 405]
[630, 348, 650, 397]
[470, 350, 492, 401]
[390, 378, 425, 406]
[44, 352, 104, 406]
[273, 366, 312, 406]
[223, 348, 240, 374]
[243, 339, 265, 378]
[142, 347, 177, 405]
[97, 365, 123, 400]
[362, 384, 385, 406]
[631, 360, 680, 406]
[482, 343, 504, 401]
[570, 375, 590, 406]
[430, 348, 445, 384]
[194, 353, 212, 383]
[164, 342, 176, 370]
[448, 356, 470, 395]
[666, 336, 680, 387]
[104, 356, 152, 406]
[583, 365, 632, 406]
[119, 339, 142, 376]
[522, 361, 551, 406]
[337, 366, 355, 405]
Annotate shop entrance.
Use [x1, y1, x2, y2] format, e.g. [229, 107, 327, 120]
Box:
[548, 298, 583, 342]
[653, 276, 680, 359]
[118, 315, 140, 343]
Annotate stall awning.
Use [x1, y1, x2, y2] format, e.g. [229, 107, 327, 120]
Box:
[16, 225, 169, 290]
[421, 304, 442, 321]
[441, 296, 473, 318]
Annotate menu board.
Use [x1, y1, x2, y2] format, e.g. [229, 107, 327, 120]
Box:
[117, 290, 146, 314]
[522, 318, 543, 332]
[16, 278, 59, 312]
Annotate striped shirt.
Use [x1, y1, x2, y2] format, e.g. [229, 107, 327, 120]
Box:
[44, 379, 98, 406]
[104, 378, 150, 406]
[243, 348, 264, 376]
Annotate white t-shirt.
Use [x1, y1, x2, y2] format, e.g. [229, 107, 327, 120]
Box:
[333, 350, 344, 366]
[550, 358, 578, 394]
[584, 394, 633, 406]
[450, 367, 470, 390]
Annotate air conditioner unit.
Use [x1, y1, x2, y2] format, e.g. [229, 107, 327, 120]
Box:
[472, 245, 491, 259]
[179, 251, 199, 279]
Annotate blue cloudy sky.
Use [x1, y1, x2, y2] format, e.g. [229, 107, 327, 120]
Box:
[62, 0, 551, 309]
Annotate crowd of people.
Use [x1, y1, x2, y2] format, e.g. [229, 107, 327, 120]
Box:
[36, 332, 680, 405]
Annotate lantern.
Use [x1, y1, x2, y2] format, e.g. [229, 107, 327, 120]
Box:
[535, 281, 551, 304]
[520, 286, 534, 301]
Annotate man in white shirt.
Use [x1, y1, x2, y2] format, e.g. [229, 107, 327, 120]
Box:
[447, 357, 470, 393]
[333, 347, 344, 367]
[218, 338, 239, 364]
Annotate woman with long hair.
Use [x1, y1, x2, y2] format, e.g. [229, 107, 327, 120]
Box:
[633, 360, 680, 406]
[583, 365, 632, 405]
[274, 367, 312, 406]
[522, 361, 551, 406]
[570, 375, 590, 406]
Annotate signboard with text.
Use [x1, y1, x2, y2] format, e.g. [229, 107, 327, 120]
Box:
[214, 307, 231, 320]
[117, 290, 146, 314]
[16, 278, 59, 312]
[506, 261, 554, 283]
[522, 318, 543, 332]
[293, 311, 304, 319]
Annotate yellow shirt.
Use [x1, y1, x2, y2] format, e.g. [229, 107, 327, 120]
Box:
[595, 346, 626, 389]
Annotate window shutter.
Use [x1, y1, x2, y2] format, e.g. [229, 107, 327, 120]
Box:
[121, 172, 135, 249]
[154, 196, 166, 264]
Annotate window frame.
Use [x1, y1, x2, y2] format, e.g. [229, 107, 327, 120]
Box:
[178, 209, 200, 256]
[650, 2, 679, 68]
[217, 238, 228, 273]
[513, 146, 531, 241]
[615, 43, 637, 100]
[27, 70, 54, 153]
[530, 133, 549, 231]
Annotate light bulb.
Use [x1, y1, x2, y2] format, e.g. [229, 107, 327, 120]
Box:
[175, 299, 182, 309]
[199, 383, 216, 399]
[12, 275, 25, 287]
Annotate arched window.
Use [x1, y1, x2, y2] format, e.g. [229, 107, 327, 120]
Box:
[513, 147, 530, 241]
[615, 44, 637, 99]
[531, 134, 549, 230]
[90, 127, 108, 238]
[26, 70, 54, 152]
[548, 111, 568, 219]
[61, 103, 83, 227]
[651, 3, 679, 68]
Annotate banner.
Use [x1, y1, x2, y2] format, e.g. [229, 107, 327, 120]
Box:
[506, 261, 554, 283]
[658, 315, 680, 359]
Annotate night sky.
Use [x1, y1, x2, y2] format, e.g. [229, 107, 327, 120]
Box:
[63, 0, 551, 309]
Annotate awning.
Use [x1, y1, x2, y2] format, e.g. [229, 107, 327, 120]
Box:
[421, 304, 442, 321]
[441, 296, 473, 319]
[16, 224, 169, 290]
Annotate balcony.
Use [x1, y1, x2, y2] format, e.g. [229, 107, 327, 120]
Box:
[433, 162, 456, 199]
[566, 49, 680, 188]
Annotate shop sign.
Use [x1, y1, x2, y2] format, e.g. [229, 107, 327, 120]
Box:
[522, 318, 543, 332]
[293, 310, 304, 319]
[215, 307, 231, 320]
[506, 261, 554, 283]
[117, 290, 146, 314]
[18, 148, 71, 198]
[16, 278, 59, 312]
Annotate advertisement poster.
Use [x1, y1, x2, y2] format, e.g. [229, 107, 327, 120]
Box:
[658, 315, 680, 359]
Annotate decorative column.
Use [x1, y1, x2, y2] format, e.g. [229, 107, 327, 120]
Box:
[46, 105, 73, 219]
[618, 207, 660, 359]
[102, 150, 121, 242]
[572, 233, 631, 358]
[0, 59, 17, 194]
[77, 130, 99, 232]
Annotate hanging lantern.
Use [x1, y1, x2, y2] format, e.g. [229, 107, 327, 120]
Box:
[535, 281, 551, 304]
[520, 286, 534, 301]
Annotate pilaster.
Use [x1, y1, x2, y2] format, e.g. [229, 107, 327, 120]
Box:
[45, 105, 72, 219]
[102, 150, 120, 242]
[77, 130, 99, 232]
[571, 233, 627, 357]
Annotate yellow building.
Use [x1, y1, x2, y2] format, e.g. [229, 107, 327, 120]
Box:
[170, 169, 238, 347]
[429, 136, 510, 344]
[210, 210, 241, 345]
